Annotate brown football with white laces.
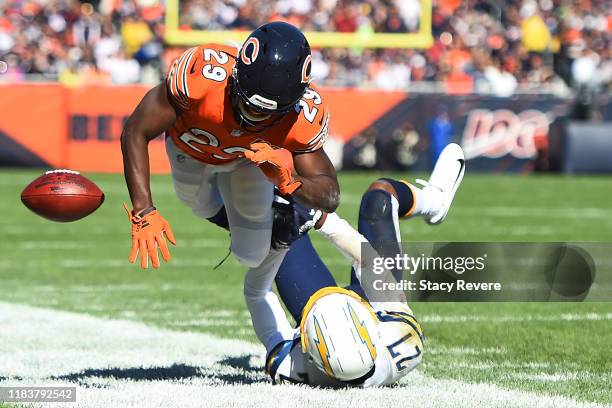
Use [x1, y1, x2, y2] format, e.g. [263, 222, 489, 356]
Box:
[21, 169, 105, 222]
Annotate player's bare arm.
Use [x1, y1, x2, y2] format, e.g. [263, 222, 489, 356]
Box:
[292, 149, 340, 213]
[121, 82, 177, 212]
[120, 82, 178, 269]
[243, 143, 340, 213]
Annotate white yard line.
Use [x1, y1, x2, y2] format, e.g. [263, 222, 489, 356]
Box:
[0, 302, 607, 408]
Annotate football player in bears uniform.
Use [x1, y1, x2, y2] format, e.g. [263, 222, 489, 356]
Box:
[121, 23, 338, 350]
[122, 21, 336, 268]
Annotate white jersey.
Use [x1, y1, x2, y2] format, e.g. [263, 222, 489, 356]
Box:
[269, 213, 423, 387]
[364, 306, 424, 387]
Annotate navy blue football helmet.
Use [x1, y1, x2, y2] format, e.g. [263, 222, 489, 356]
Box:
[231, 22, 312, 130]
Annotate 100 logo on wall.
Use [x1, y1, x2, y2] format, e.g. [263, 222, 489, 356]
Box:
[461, 109, 550, 160]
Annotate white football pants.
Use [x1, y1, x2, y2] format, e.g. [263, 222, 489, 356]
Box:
[167, 137, 293, 350]
[244, 247, 295, 352]
[166, 137, 274, 268]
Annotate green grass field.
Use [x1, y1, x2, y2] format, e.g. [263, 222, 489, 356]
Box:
[1, 170, 611, 405]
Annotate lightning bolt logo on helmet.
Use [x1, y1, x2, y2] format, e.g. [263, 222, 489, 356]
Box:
[300, 287, 379, 382]
[313, 315, 334, 377]
[347, 301, 377, 360]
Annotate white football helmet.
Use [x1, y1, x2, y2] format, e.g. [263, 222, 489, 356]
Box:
[300, 287, 379, 382]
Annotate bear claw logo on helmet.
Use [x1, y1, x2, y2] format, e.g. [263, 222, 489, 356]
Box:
[230, 22, 312, 131]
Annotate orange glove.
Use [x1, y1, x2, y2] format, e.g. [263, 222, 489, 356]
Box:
[244, 142, 302, 195]
[124, 204, 176, 269]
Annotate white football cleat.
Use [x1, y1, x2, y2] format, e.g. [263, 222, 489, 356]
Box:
[416, 143, 465, 225]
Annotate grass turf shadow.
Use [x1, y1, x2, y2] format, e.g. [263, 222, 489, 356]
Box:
[50, 355, 266, 387]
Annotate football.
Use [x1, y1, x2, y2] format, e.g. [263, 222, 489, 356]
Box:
[20, 169, 105, 222]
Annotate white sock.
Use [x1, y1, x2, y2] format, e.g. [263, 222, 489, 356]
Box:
[406, 183, 441, 218]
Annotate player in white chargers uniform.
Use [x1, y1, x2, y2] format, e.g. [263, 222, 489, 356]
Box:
[204, 143, 464, 385]
[262, 143, 465, 386]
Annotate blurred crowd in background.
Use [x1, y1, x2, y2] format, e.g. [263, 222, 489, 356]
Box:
[179, 0, 422, 33]
[0, 0, 610, 95]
